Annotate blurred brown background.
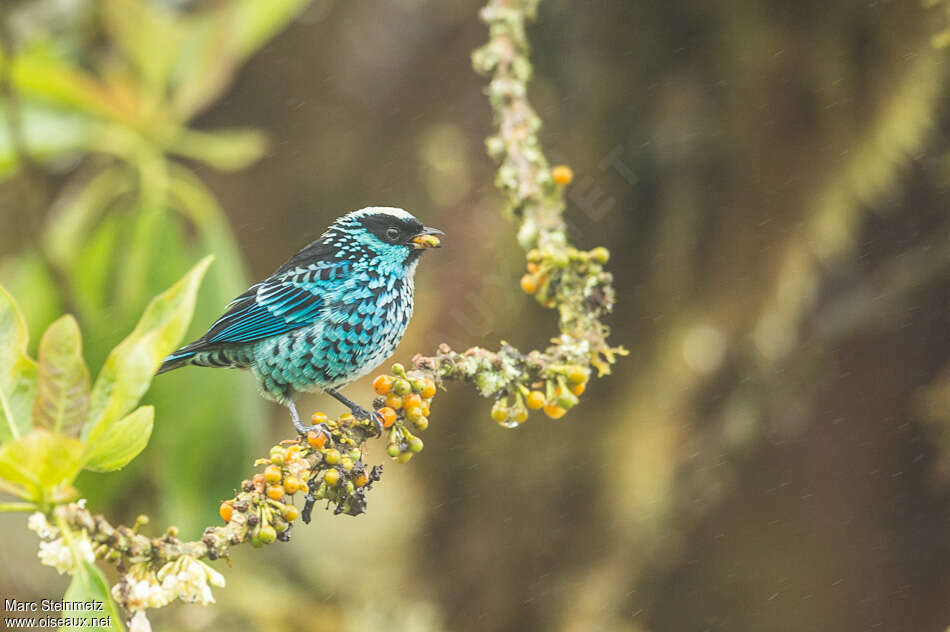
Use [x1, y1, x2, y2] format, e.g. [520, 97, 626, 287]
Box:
[1, 0, 950, 631]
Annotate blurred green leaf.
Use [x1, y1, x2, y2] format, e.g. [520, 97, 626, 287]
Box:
[171, 127, 267, 172]
[102, 0, 178, 97]
[83, 405, 153, 472]
[6, 45, 129, 124]
[33, 315, 90, 435]
[0, 285, 38, 443]
[44, 166, 133, 269]
[0, 429, 83, 503]
[171, 0, 310, 118]
[60, 561, 125, 632]
[82, 256, 213, 441]
[0, 103, 91, 181]
[0, 254, 64, 356]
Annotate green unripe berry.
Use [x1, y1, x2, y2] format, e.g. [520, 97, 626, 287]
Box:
[393, 379, 412, 396]
[324, 448, 341, 465]
[396, 451, 413, 463]
[410, 378, 427, 393]
[340, 457, 354, 471]
[406, 406, 423, 422]
[392, 362, 406, 376]
[557, 392, 579, 409]
[348, 448, 362, 461]
[590, 246, 610, 264]
[269, 447, 286, 465]
[408, 436, 424, 453]
[387, 444, 401, 458]
[258, 524, 277, 544]
[566, 366, 588, 384]
[412, 416, 429, 431]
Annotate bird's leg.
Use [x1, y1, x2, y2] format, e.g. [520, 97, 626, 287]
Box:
[325, 388, 384, 436]
[287, 400, 328, 438]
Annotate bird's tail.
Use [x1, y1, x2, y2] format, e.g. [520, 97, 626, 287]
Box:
[156, 342, 203, 375]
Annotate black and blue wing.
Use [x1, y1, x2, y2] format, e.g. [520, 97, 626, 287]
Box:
[157, 260, 346, 374]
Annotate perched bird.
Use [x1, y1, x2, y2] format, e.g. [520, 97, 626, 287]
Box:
[158, 207, 443, 436]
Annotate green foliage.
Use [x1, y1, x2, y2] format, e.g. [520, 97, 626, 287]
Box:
[0, 258, 210, 506]
[83, 256, 212, 438]
[0, 0, 309, 533]
[0, 286, 38, 442]
[34, 316, 90, 435]
[62, 561, 125, 632]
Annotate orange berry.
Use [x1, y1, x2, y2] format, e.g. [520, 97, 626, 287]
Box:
[420, 379, 436, 399]
[570, 382, 586, 396]
[311, 411, 327, 425]
[404, 393, 423, 410]
[373, 375, 394, 395]
[385, 393, 404, 410]
[543, 403, 567, 419]
[525, 390, 546, 410]
[526, 262, 539, 274]
[284, 476, 303, 494]
[353, 472, 370, 488]
[264, 464, 282, 483]
[552, 165, 573, 186]
[219, 501, 233, 523]
[421, 401, 431, 417]
[378, 406, 398, 428]
[266, 485, 285, 500]
[252, 473, 265, 488]
[307, 430, 327, 449]
[520, 274, 539, 295]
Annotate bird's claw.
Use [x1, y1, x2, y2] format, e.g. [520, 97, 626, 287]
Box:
[294, 418, 329, 440]
[350, 406, 384, 437]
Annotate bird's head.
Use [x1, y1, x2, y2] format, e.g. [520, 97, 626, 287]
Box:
[325, 207, 443, 266]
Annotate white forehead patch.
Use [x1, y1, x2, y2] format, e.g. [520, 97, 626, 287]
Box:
[344, 206, 416, 222]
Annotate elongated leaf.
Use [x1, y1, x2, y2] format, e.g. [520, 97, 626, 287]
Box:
[82, 256, 213, 440]
[103, 0, 178, 96]
[0, 429, 84, 503]
[83, 405, 153, 472]
[0, 286, 38, 443]
[171, 0, 310, 118]
[43, 166, 133, 268]
[60, 561, 125, 632]
[9, 45, 131, 124]
[33, 316, 90, 435]
[0, 103, 91, 181]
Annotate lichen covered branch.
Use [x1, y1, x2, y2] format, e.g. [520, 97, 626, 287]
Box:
[31, 0, 626, 624]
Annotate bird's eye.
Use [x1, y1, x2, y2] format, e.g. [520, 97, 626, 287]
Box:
[385, 227, 400, 241]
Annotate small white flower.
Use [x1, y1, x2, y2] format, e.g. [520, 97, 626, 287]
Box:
[27, 512, 58, 539]
[38, 539, 73, 574]
[77, 498, 87, 509]
[112, 566, 172, 611]
[157, 557, 225, 605]
[128, 610, 152, 632]
[37, 530, 95, 575]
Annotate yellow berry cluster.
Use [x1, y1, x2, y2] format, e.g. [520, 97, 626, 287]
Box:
[520, 246, 611, 308]
[221, 442, 312, 546]
[371, 363, 436, 464]
[492, 364, 590, 427]
[301, 413, 380, 517]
